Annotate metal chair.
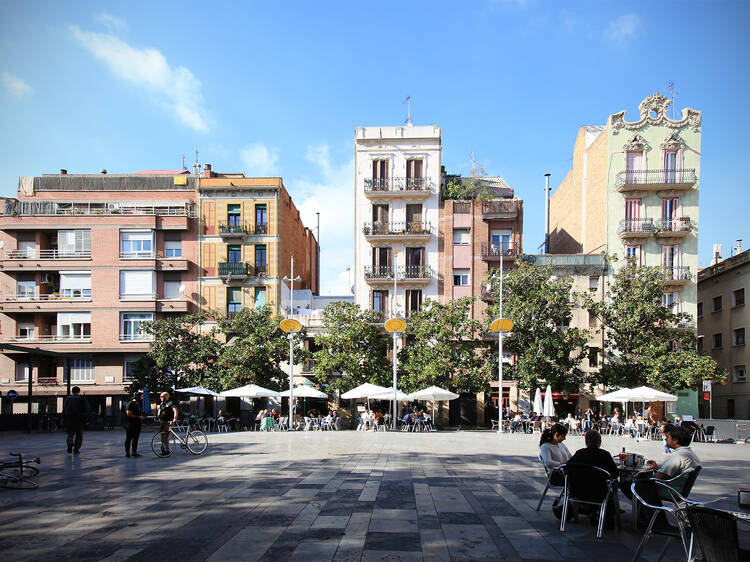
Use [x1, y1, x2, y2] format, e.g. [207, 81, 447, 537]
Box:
[632, 466, 702, 529]
[704, 425, 717, 443]
[685, 505, 750, 561]
[630, 480, 697, 562]
[277, 416, 288, 431]
[559, 463, 620, 539]
[535, 454, 564, 511]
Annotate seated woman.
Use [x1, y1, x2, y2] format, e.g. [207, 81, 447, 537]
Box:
[539, 423, 572, 472]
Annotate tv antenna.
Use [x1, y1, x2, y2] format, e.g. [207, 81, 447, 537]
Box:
[192, 149, 201, 175]
[404, 96, 412, 125]
[662, 82, 677, 119]
[181, 153, 186, 171]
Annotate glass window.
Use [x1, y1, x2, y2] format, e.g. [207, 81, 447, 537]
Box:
[57, 312, 91, 340]
[406, 290, 422, 317]
[58, 230, 91, 257]
[453, 269, 469, 286]
[17, 323, 34, 339]
[697, 336, 704, 353]
[734, 289, 745, 307]
[625, 245, 642, 265]
[227, 245, 242, 263]
[165, 240, 182, 258]
[734, 328, 746, 346]
[121, 313, 154, 341]
[255, 204, 267, 231]
[734, 366, 747, 383]
[697, 302, 703, 318]
[70, 359, 94, 383]
[16, 280, 35, 299]
[120, 271, 156, 299]
[490, 230, 512, 253]
[60, 272, 91, 299]
[589, 276, 599, 292]
[163, 280, 181, 299]
[255, 245, 267, 272]
[15, 364, 30, 382]
[712, 295, 722, 312]
[712, 333, 723, 349]
[120, 230, 154, 258]
[254, 287, 266, 309]
[227, 204, 241, 228]
[372, 290, 388, 314]
[588, 347, 599, 368]
[453, 228, 470, 245]
[227, 287, 242, 318]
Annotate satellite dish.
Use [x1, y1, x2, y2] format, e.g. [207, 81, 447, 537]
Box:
[178, 284, 186, 293]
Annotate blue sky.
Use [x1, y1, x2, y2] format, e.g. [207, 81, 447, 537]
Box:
[1, 1, 748, 294]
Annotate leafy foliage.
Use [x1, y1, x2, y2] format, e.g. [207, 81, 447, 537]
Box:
[312, 302, 391, 392]
[398, 298, 491, 393]
[486, 261, 590, 390]
[442, 177, 495, 200]
[586, 257, 725, 389]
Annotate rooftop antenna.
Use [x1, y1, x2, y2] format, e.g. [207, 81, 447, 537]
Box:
[192, 149, 201, 175]
[181, 153, 186, 171]
[470, 152, 477, 177]
[404, 96, 412, 125]
[663, 82, 677, 119]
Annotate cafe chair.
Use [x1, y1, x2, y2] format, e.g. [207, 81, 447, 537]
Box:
[535, 454, 564, 511]
[703, 425, 717, 443]
[630, 480, 697, 562]
[685, 505, 750, 562]
[559, 463, 620, 539]
[632, 466, 702, 529]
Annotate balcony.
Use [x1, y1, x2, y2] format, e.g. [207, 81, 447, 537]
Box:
[363, 177, 433, 199]
[0, 293, 92, 312]
[120, 250, 156, 260]
[219, 262, 250, 277]
[663, 266, 692, 285]
[616, 169, 697, 192]
[120, 293, 157, 302]
[480, 242, 517, 261]
[617, 218, 655, 239]
[119, 333, 155, 342]
[655, 217, 692, 239]
[362, 221, 432, 242]
[399, 265, 433, 284]
[218, 222, 249, 237]
[481, 200, 520, 220]
[3, 335, 92, 344]
[364, 265, 394, 282]
[4, 199, 196, 218]
[3, 249, 91, 261]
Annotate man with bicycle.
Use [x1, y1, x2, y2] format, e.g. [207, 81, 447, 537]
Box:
[157, 392, 177, 455]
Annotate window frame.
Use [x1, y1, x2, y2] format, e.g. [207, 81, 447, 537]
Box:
[712, 333, 723, 349]
[733, 288, 746, 308]
[712, 295, 723, 312]
[453, 269, 470, 287]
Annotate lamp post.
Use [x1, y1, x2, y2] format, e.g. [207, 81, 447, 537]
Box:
[282, 257, 302, 430]
[490, 252, 513, 434]
[385, 251, 404, 431]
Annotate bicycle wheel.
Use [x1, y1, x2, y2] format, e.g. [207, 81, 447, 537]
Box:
[185, 430, 208, 455]
[151, 432, 176, 457]
[0, 470, 38, 489]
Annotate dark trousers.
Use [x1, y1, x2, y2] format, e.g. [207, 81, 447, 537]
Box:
[66, 424, 84, 452]
[125, 424, 142, 453]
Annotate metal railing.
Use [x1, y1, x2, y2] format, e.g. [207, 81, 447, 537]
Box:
[218, 262, 266, 276]
[364, 265, 394, 279]
[218, 222, 249, 234]
[4, 335, 92, 343]
[4, 199, 196, 217]
[253, 224, 268, 235]
[120, 250, 157, 259]
[364, 177, 432, 192]
[453, 201, 471, 214]
[119, 333, 155, 342]
[480, 242, 515, 258]
[616, 168, 697, 187]
[4, 249, 91, 260]
[3, 293, 91, 302]
[663, 266, 692, 281]
[401, 265, 432, 279]
[656, 217, 692, 232]
[120, 293, 157, 301]
[617, 218, 655, 234]
[362, 221, 432, 236]
[481, 200, 520, 217]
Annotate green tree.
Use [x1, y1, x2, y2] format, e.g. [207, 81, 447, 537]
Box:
[215, 306, 306, 391]
[486, 261, 590, 390]
[312, 302, 391, 392]
[442, 177, 495, 200]
[399, 297, 491, 393]
[587, 257, 725, 388]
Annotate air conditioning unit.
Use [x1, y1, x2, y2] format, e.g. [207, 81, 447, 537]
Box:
[40, 273, 54, 284]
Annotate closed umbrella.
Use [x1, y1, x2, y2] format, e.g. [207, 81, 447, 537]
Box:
[533, 388, 543, 415]
[142, 386, 151, 419]
[407, 386, 460, 425]
[543, 385, 555, 419]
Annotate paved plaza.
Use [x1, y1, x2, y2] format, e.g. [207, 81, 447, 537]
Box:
[1, 428, 749, 561]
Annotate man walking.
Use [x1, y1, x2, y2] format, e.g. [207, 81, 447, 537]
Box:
[157, 392, 176, 455]
[124, 391, 145, 457]
[62, 386, 91, 454]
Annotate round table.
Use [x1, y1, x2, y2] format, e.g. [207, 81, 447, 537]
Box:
[261, 417, 276, 431]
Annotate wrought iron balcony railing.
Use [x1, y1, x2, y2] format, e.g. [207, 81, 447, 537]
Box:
[480, 242, 515, 259]
[481, 200, 520, 218]
[364, 177, 432, 193]
[656, 217, 692, 233]
[663, 266, 692, 281]
[616, 168, 697, 187]
[362, 221, 432, 236]
[253, 224, 268, 235]
[364, 265, 394, 279]
[401, 265, 432, 279]
[218, 262, 249, 276]
[3, 249, 92, 260]
[617, 218, 655, 235]
[4, 200, 196, 217]
[218, 222, 248, 234]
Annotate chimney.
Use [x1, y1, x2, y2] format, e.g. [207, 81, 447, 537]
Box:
[737, 239, 743, 255]
[100, 169, 107, 174]
[202, 163, 212, 178]
[544, 173, 551, 253]
[60, 169, 67, 175]
[712, 244, 722, 266]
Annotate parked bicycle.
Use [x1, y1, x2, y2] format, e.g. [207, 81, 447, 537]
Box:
[151, 426, 208, 457]
[0, 453, 40, 489]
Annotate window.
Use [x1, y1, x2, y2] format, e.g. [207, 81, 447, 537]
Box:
[120, 230, 154, 258]
[589, 276, 600, 292]
[15, 364, 30, 382]
[734, 366, 747, 383]
[697, 336, 704, 353]
[406, 290, 422, 317]
[121, 313, 154, 341]
[165, 240, 182, 258]
[662, 292, 680, 314]
[712, 295, 723, 312]
[255, 287, 266, 309]
[17, 323, 34, 339]
[58, 229, 91, 257]
[625, 245, 642, 266]
[697, 302, 703, 318]
[405, 247, 424, 277]
[625, 151, 644, 183]
[406, 204, 423, 231]
[406, 159, 423, 179]
[588, 347, 600, 368]
[123, 356, 141, 382]
[255, 204, 267, 233]
[70, 359, 94, 383]
[16, 280, 35, 299]
[227, 245, 242, 263]
[372, 247, 392, 276]
[490, 230, 512, 253]
[120, 270, 156, 300]
[665, 151, 678, 183]
[227, 287, 242, 319]
[372, 204, 389, 227]
[227, 204, 242, 228]
[163, 275, 182, 299]
[57, 312, 91, 340]
[712, 333, 723, 349]
[60, 272, 91, 299]
[734, 328, 746, 346]
[255, 245, 267, 274]
[372, 290, 388, 315]
[734, 288, 745, 307]
[372, 160, 388, 179]
[662, 244, 679, 272]
[453, 228, 470, 245]
[624, 198, 641, 221]
[588, 311, 597, 328]
[453, 269, 470, 286]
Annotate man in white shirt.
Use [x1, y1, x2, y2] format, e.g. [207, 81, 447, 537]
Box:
[646, 427, 701, 479]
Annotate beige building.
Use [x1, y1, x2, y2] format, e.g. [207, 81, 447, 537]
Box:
[698, 248, 750, 419]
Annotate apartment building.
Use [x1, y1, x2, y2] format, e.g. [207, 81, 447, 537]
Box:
[354, 124, 441, 318]
[0, 171, 199, 416]
[198, 168, 319, 319]
[698, 247, 750, 419]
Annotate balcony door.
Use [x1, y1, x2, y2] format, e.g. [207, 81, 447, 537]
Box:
[406, 159, 423, 188]
[372, 204, 389, 233]
[490, 230, 511, 253]
[662, 245, 680, 276]
[406, 289, 422, 317]
[406, 247, 424, 277]
[662, 197, 679, 220]
[625, 151, 644, 183]
[372, 160, 388, 189]
[372, 290, 389, 316]
[664, 151, 678, 183]
[227, 245, 242, 263]
[406, 204, 423, 232]
[227, 204, 241, 228]
[255, 245, 267, 274]
[372, 247, 391, 277]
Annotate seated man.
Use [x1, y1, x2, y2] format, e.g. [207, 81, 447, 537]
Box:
[568, 430, 619, 527]
[646, 426, 700, 484]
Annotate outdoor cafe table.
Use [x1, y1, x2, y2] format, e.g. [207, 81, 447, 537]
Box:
[260, 417, 276, 431]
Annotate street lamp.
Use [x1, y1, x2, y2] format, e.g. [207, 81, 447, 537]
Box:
[385, 250, 404, 431]
[282, 257, 302, 430]
[490, 251, 513, 434]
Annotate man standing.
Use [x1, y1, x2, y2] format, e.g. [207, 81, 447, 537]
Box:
[292, 398, 301, 428]
[157, 392, 176, 455]
[124, 391, 145, 458]
[62, 386, 91, 454]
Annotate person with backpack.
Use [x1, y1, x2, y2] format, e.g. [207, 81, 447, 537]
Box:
[157, 391, 177, 455]
[124, 391, 145, 458]
[62, 386, 92, 454]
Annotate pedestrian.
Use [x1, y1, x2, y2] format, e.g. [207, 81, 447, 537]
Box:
[157, 392, 177, 455]
[292, 398, 301, 427]
[62, 386, 92, 454]
[125, 391, 145, 457]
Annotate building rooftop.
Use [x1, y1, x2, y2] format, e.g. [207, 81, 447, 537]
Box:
[521, 253, 607, 275]
[698, 249, 750, 282]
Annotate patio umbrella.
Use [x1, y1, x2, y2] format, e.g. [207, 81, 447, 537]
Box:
[279, 385, 328, 398]
[174, 385, 221, 397]
[598, 385, 678, 419]
[340, 382, 390, 411]
[142, 386, 151, 418]
[220, 384, 280, 398]
[533, 388, 543, 415]
[543, 385, 555, 419]
[407, 386, 460, 424]
[369, 387, 409, 401]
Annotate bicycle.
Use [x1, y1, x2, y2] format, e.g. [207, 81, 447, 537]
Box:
[151, 425, 208, 457]
[0, 453, 41, 489]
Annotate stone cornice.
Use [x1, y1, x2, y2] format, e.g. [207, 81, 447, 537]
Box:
[609, 93, 701, 134]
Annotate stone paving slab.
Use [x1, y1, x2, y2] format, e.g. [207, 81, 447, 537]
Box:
[1, 429, 749, 561]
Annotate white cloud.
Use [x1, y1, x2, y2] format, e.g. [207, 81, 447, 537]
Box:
[241, 142, 280, 176]
[605, 13, 641, 46]
[93, 12, 127, 34]
[70, 25, 209, 132]
[1, 72, 32, 97]
[289, 144, 354, 296]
